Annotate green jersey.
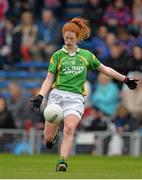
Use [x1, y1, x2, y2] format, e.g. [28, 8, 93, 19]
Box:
[48, 46, 101, 95]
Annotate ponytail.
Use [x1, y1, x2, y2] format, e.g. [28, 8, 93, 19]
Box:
[62, 17, 90, 41]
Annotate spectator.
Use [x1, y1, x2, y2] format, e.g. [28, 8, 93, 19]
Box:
[82, 0, 104, 36]
[0, 0, 9, 30]
[0, 0, 9, 67]
[105, 32, 118, 48]
[7, 0, 33, 23]
[127, 45, 142, 72]
[103, 0, 132, 32]
[121, 71, 142, 121]
[0, 95, 15, 129]
[7, 82, 31, 128]
[0, 95, 16, 152]
[32, 8, 61, 61]
[105, 43, 129, 78]
[112, 104, 138, 132]
[0, 18, 15, 69]
[107, 102, 138, 156]
[117, 27, 136, 55]
[13, 11, 38, 62]
[80, 25, 110, 62]
[81, 107, 108, 131]
[132, 0, 142, 28]
[91, 72, 120, 116]
[43, 0, 63, 18]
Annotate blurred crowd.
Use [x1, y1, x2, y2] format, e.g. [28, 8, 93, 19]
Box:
[0, 0, 142, 137]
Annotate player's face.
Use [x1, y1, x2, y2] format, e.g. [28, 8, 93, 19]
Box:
[63, 31, 77, 48]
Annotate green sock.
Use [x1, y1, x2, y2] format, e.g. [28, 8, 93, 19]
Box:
[58, 157, 66, 163]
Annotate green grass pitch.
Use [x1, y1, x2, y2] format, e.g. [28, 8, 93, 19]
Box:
[0, 154, 142, 179]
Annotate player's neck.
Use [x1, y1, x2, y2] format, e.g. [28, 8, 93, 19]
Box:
[64, 45, 77, 53]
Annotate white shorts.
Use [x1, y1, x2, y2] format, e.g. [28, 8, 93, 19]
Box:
[47, 89, 85, 119]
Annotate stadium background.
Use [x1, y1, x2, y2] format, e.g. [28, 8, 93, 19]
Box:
[0, 0, 142, 158]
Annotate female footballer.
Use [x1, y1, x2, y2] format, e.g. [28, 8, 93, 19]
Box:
[31, 18, 138, 171]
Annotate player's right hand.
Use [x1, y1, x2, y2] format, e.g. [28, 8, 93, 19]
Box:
[30, 94, 43, 112]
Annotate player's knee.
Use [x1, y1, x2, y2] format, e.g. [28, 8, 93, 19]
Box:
[44, 130, 54, 142]
[63, 125, 75, 137]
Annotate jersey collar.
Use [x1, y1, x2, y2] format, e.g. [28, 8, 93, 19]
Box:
[62, 45, 80, 56]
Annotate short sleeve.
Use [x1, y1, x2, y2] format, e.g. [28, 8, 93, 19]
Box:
[48, 53, 58, 74]
[90, 54, 101, 70]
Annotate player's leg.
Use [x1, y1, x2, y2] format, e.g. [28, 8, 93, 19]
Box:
[44, 121, 60, 149]
[53, 89, 84, 171]
[44, 89, 63, 148]
[61, 114, 80, 159]
[56, 114, 80, 171]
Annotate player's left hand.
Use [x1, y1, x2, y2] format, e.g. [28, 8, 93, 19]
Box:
[124, 77, 139, 90]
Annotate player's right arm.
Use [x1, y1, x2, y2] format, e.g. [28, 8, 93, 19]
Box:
[30, 72, 55, 112]
[39, 72, 55, 97]
[31, 52, 58, 112]
[39, 52, 59, 96]
[38, 51, 60, 98]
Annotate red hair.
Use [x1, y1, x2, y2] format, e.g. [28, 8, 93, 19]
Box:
[62, 17, 91, 41]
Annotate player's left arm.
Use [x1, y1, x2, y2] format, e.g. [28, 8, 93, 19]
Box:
[97, 63, 139, 90]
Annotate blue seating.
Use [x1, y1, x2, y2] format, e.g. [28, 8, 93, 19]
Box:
[19, 82, 41, 89]
[63, 0, 87, 19]
[0, 71, 47, 78]
[1, 91, 11, 98]
[0, 71, 6, 77]
[0, 80, 41, 89]
[64, 12, 83, 19]
[0, 80, 9, 88]
[1, 91, 31, 98]
[15, 61, 49, 69]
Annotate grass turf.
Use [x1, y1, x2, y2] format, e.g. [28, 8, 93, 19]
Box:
[0, 154, 142, 179]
